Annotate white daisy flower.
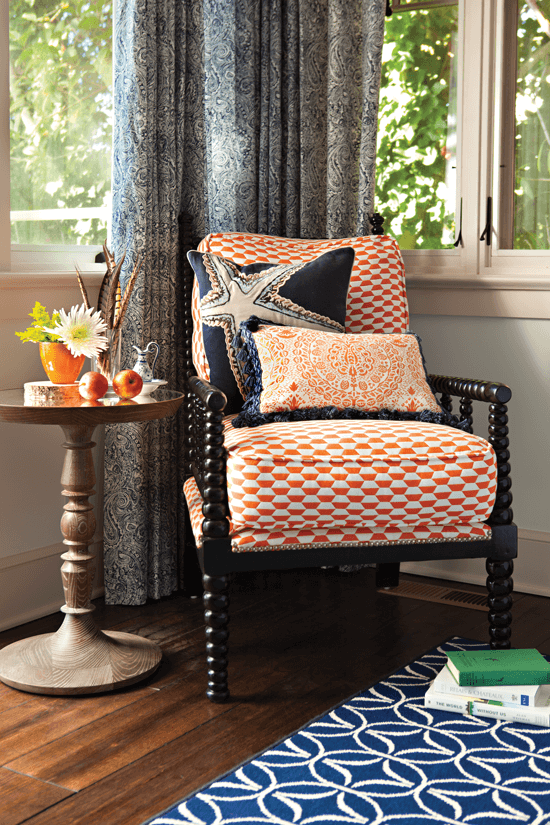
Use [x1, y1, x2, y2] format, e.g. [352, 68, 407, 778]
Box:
[42, 304, 109, 358]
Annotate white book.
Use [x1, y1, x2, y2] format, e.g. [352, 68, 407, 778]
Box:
[434, 664, 550, 707]
[425, 681, 550, 728]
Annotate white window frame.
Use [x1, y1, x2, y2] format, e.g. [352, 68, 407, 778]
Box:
[1, 0, 549, 317]
[398, 0, 550, 318]
[485, 0, 550, 277]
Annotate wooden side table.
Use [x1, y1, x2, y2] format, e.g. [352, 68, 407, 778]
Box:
[0, 387, 184, 695]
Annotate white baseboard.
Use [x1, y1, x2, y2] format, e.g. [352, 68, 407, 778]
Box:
[0, 529, 547, 633]
[0, 540, 104, 632]
[401, 528, 550, 598]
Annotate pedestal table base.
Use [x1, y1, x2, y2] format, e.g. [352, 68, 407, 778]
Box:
[0, 421, 162, 695]
[0, 614, 161, 695]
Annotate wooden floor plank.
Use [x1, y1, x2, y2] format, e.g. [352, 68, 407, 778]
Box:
[0, 768, 73, 825]
[0, 677, 177, 767]
[4, 671, 230, 791]
[0, 568, 546, 825]
[19, 670, 363, 825]
[5, 625, 319, 791]
[0, 687, 32, 717]
[3, 570, 422, 791]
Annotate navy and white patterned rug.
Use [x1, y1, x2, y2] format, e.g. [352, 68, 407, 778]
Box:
[143, 637, 550, 824]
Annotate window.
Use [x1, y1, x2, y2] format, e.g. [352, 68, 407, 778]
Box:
[379, 0, 550, 285]
[2, 0, 112, 272]
[377, 0, 459, 250]
[495, 0, 550, 250]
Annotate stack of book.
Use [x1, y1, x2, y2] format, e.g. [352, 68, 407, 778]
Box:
[425, 648, 550, 727]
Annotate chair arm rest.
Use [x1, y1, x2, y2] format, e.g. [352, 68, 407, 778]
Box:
[188, 374, 227, 412]
[429, 375, 511, 405]
[186, 375, 230, 539]
[429, 374, 512, 526]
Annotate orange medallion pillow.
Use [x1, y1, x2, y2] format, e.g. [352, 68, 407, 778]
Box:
[232, 317, 465, 430]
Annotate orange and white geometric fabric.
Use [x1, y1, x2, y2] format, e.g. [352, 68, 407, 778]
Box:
[193, 232, 408, 383]
[243, 327, 442, 415]
[184, 476, 492, 552]
[183, 417, 497, 552]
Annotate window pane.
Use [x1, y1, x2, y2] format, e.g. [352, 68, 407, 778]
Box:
[513, 0, 550, 249]
[391, 0, 457, 8]
[376, 4, 458, 249]
[9, 0, 112, 245]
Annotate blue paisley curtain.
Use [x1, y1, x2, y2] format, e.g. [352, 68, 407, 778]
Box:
[203, 0, 386, 238]
[107, 0, 386, 604]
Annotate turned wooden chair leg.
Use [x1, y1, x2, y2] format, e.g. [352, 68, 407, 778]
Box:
[203, 574, 230, 702]
[486, 557, 513, 649]
[376, 562, 400, 589]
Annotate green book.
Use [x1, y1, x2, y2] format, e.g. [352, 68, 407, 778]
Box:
[446, 649, 550, 687]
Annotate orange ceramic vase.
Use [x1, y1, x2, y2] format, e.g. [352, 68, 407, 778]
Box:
[39, 342, 86, 385]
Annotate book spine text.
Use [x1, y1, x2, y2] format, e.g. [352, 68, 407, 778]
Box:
[438, 674, 536, 705]
[425, 692, 550, 727]
[456, 671, 550, 687]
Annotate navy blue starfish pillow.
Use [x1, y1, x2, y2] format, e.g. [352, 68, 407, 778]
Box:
[187, 247, 355, 413]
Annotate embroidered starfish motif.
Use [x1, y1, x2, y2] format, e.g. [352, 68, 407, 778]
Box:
[200, 253, 345, 395]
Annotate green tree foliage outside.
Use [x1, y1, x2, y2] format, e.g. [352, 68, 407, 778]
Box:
[515, 0, 550, 250]
[11, 0, 549, 251]
[378, 1, 550, 251]
[376, 5, 458, 250]
[10, 0, 112, 245]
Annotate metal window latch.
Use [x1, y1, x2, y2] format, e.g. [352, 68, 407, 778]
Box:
[453, 198, 463, 247]
[480, 197, 492, 245]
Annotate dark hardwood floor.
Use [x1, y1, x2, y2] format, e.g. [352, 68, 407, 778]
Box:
[1, 567, 549, 825]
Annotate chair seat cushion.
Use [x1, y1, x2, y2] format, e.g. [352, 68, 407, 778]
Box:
[184, 418, 497, 552]
[184, 476, 492, 552]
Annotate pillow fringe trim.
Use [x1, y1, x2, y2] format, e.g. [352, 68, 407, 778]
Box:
[232, 405, 471, 430]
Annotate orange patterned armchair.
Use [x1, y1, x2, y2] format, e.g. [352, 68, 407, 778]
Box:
[181, 222, 516, 702]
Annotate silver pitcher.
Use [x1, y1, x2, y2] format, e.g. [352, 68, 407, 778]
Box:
[132, 341, 160, 382]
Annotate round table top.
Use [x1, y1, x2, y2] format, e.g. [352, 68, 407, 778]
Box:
[0, 387, 184, 425]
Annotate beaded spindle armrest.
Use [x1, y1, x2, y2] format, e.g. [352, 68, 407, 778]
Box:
[429, 375, 512, 527]
[187, 374, 230, 540]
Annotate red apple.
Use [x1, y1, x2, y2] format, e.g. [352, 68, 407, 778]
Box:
[112, 369, 143, 399]
[80, 399, 103, 407]
[116, 398, 138, 406]
[79, 371, 109, 400]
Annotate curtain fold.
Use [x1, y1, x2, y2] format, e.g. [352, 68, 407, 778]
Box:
[107, 0, 386, 605]
[202, 0, 385, 239]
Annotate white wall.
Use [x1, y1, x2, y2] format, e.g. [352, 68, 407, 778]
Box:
[402, 313, 550, 595]
[0, 276, 104, 631]
[0, 280, 548, 628]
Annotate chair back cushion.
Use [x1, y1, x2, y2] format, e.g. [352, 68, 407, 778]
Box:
[188, 247, 355, 412]
[192, 233, 409, 393]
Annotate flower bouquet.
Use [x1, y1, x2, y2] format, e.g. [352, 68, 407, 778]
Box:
[16, 302, 109, 384]
[16, 244, 142, 387]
